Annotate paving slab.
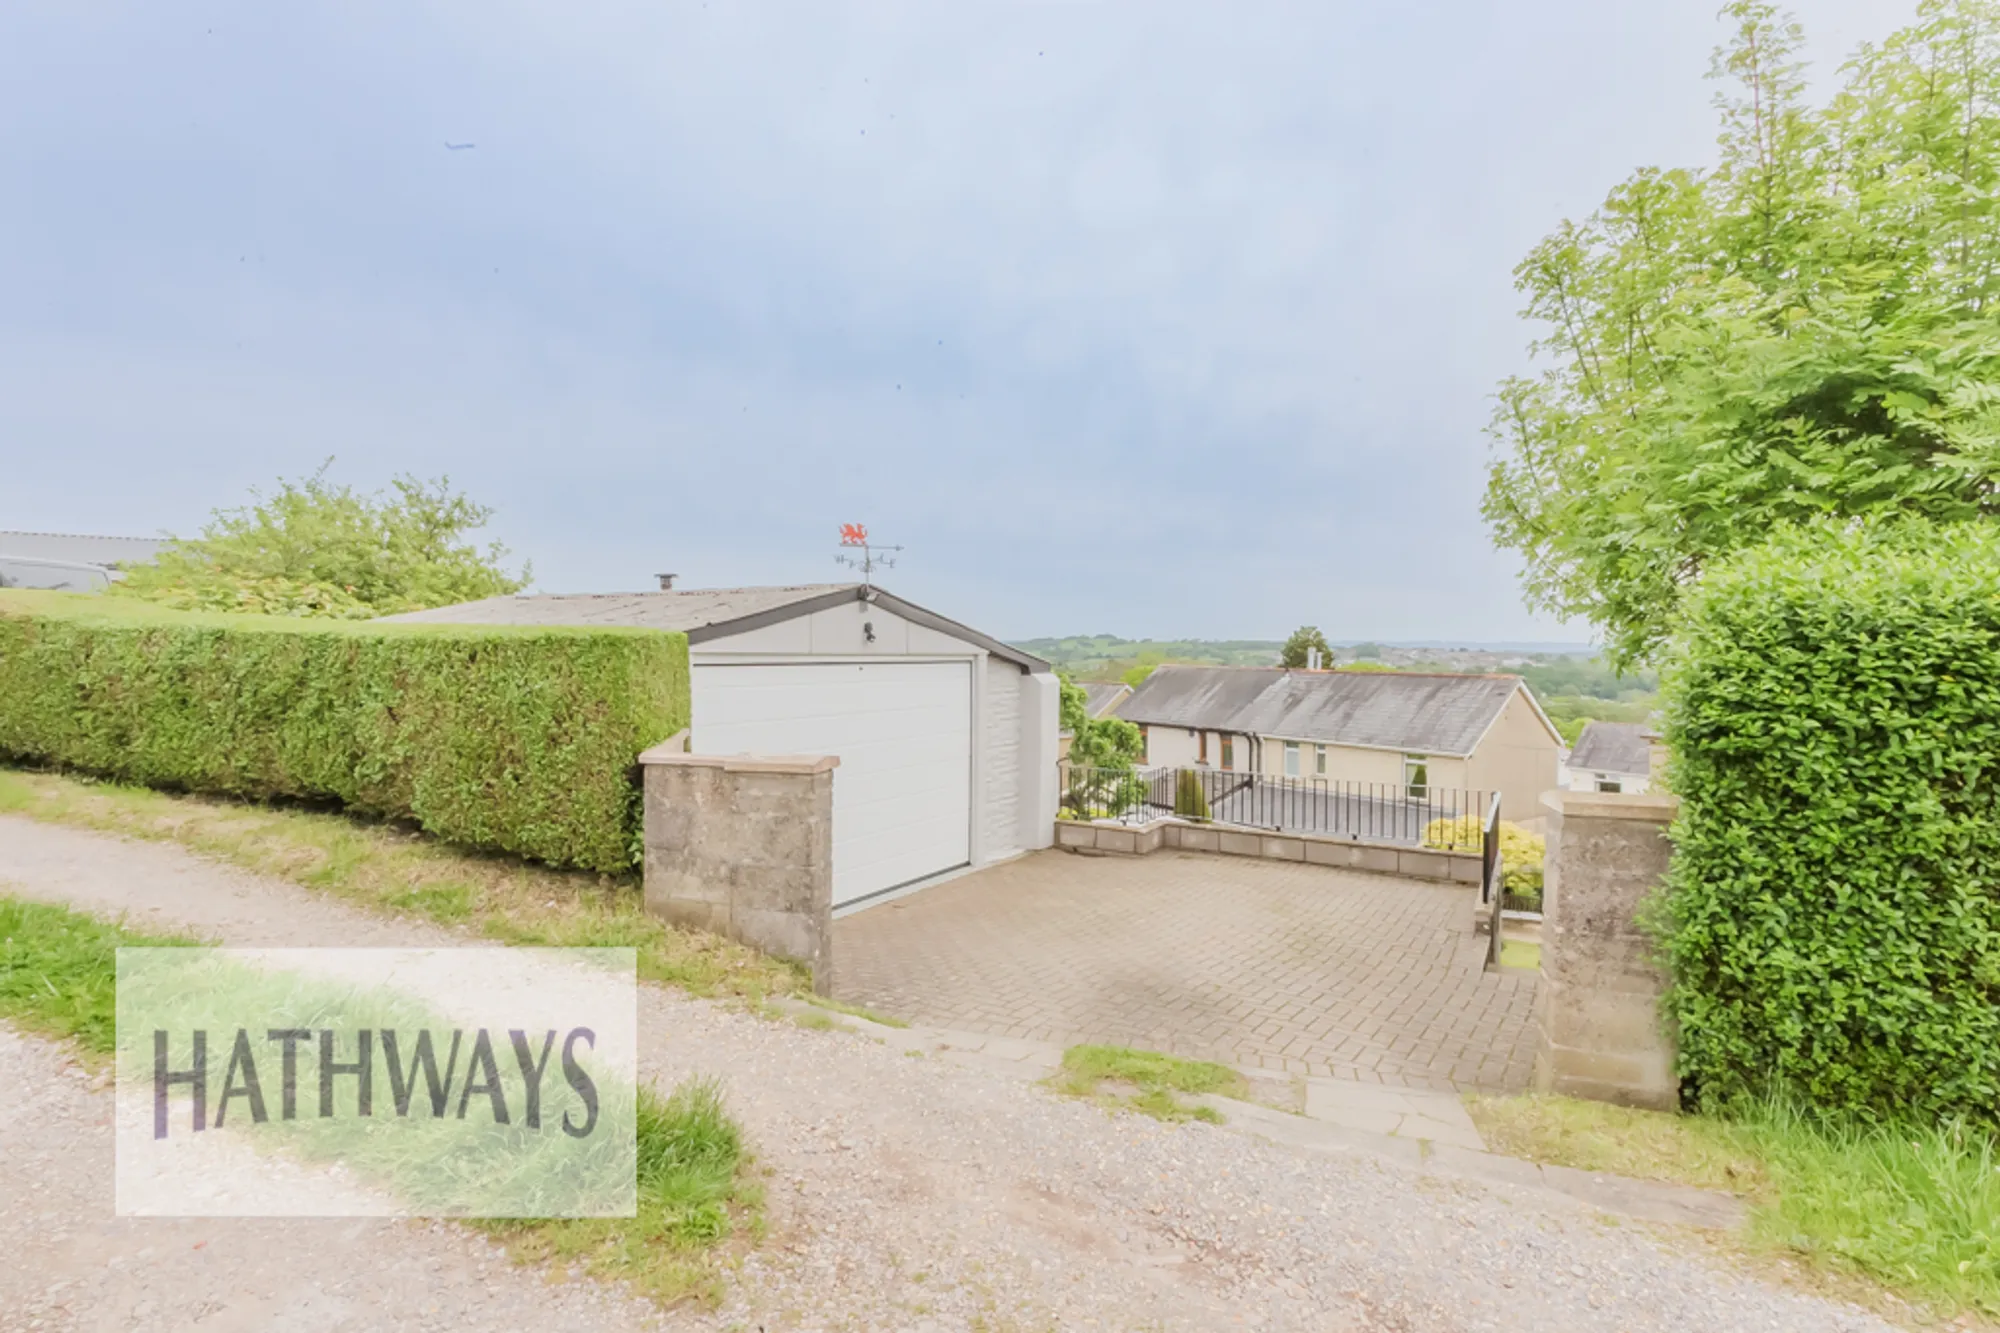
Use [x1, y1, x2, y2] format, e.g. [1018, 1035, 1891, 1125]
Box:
[1303, 1075, 1488, 1151]
[836, 847, 1540, 1092]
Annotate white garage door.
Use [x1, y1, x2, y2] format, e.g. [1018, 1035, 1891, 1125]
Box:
[691, 661, 973, 907]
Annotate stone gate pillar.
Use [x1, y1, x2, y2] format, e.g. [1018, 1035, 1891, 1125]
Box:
[1534, 790, 1680, 1110]
[639, 742, 838, 995]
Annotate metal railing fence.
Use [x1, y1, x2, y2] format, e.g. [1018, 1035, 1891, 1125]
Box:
[1058, 763, 1494, 851]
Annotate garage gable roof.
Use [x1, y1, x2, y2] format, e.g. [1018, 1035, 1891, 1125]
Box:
[1118, 664, 1538, 757]
[381, 583, 1050, 672]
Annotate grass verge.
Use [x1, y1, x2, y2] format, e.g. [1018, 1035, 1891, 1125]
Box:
[0, 895, 196, 1057]
[1053, 1044, 1247, 1124]
[1466, 1092, 2000, 1322]
[0, 767, 806, 1003]
[0, 894, 756, 1308]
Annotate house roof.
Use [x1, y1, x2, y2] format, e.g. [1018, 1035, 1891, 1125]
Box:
[1117, 664, 1545, 757]
[1080, 682, 1131, 719]
[381, 583, 1050, 672]
[1567, 721, 1654, 777]
[0, 531, 169, 567]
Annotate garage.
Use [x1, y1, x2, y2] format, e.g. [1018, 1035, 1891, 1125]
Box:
[692, 660, 973, 906]
[386, 581, 1059, 912]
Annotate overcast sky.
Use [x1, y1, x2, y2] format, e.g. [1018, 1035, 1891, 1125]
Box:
[1, 1, 1918, 643]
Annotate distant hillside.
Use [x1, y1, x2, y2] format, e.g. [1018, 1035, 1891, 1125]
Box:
[1011, 636, 1282, 679]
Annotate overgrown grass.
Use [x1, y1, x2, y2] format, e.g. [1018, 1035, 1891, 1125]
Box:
[1466, 1092, 2000, 1320]
[484, 1078, 756, 1307]
[1498, 938, 1541, 971]
[1746, 1103, 2000, 1321]
[1054, 1044, 1246, 1124]
[0, 893, 756, 1308]
[0, 767, 807, 1003]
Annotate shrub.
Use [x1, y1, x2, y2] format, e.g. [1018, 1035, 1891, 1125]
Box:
[1658, 522, 2000, 1121]
[0, 591, 688, 873]
[1173, 769, 1211, 820]
[1423, 815, 1545, 906]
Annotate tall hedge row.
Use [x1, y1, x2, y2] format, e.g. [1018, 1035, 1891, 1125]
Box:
[1659, 523, 2000, 1120]
[0, 591, 689, 874]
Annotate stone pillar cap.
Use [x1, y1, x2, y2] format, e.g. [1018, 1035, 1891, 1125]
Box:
[1541, 788, 1678, 821]
[638, 744, 838, 775]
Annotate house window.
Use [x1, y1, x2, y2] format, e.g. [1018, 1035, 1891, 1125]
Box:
[1404, 754, 1429, 800]
[1596, 776, 1623, 793]
[1139, 725, 1149, 764]
[1315, 744, 1326, 776]
[1221, 736, 1234, 770]
[1198, 731, 1209, 765]
[1284, 742, 1300, 777]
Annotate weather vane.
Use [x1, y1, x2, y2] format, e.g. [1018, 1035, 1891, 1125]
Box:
[834, 523, 903, 587]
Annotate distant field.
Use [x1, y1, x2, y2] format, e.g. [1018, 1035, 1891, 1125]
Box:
[1012, 636, 1283, 678]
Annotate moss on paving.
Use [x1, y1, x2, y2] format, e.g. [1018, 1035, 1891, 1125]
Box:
[1054, 1044, 1247, 1124]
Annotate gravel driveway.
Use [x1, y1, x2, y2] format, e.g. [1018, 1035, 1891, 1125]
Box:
[0, 815, 1895, 1332]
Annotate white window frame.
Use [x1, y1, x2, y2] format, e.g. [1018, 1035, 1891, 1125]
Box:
[1283, 741, 1300, 777]
[1221, 736, 1234, 771]
[1314, 744, 1326, 776]
[1403, 754, 1429, 800]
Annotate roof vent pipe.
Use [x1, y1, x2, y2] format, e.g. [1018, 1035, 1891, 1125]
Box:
[655, 573, 677, 590]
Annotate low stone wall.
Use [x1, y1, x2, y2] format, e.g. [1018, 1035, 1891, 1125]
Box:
[1533, 789, 1679, 1110]
[640, 742, 837, 995]
[1054, 818, 1481, 884]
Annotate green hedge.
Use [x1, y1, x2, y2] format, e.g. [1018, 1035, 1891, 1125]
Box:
[1658, 523, 2000, 1120]
[0, 591, 688, 874]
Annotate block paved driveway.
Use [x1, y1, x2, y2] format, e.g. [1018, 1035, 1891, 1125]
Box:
[834, 849, 1539, 1092]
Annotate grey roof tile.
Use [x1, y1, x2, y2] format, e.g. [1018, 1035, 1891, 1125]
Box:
[1567, 721, 1653, 777]
[1080, 682, 1131, 719]
[1117, 664, 1526, 756]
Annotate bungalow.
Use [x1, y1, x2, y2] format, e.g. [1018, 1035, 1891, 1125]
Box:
[1115, 664, 1563, 820]
[1562, 720, 1654, 794]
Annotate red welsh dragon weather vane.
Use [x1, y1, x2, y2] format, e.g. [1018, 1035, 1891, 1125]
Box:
[834, 523, 903, 587]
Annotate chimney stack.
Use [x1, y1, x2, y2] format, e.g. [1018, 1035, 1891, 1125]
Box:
[655, 573, 677, 591]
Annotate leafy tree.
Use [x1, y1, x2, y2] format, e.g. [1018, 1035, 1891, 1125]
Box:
[1058, 675, 1147, 818]
[1060, 676, 1144, 771]
[117, 463, 528, 619]
[1119, 661, 1158, 688]
[1280, 625, 1333, 669]
[1484, 0, 2000, 666]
